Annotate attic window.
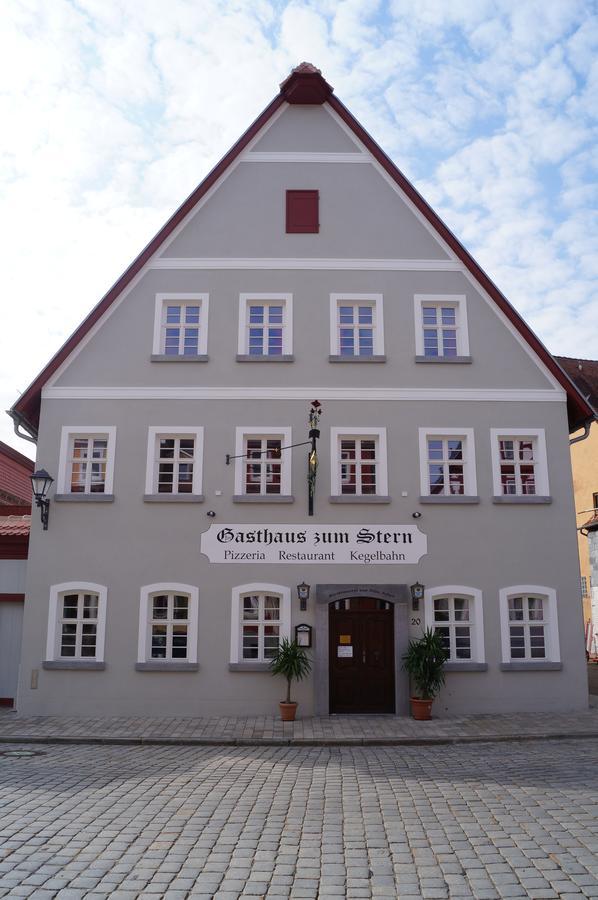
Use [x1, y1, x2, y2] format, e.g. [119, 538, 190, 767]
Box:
[286, 190, 319, 234]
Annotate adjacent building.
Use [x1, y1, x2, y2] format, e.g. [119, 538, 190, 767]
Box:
[8, 64, 594, 718]
[0, 440, 32, 707]
[556, 357, 598, 657]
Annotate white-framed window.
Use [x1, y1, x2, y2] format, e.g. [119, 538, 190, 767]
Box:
[57, 427, 117, 495]
[46, 582, 107, 662]
[490, 429, 549, 497]
[144, 427, 204, 496]
[238, 294, 292, 356]
[138, 583, 199, 664]
[230, 583, 291, 664]
[418, 428, 477, 496]
[152, 293, 209, 356]
[414, 294, 469, 358]
[330, 428, 388, 497]
[330, 294, 384, 357]
[234, 427, 292, 496]
[499, 586, 560, 664]
[424, 586, 485, 664]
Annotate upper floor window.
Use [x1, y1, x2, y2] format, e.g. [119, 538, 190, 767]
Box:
[330, 428, 388, 499]
[499, 586, 560, 665]
[230, 583, 292, 666]
[490, 429, 549, 499]
[329, 294, 384, 359]
[237, 294, 293, 358]
[45, 582, 108, 665]
[424, 586, 485, 665]
[57, 427, 117, 497]
[286, 190, 319, 233]
[152, 293, 209, 358]
[144, 427, 204, 498]
[138, 583, 199, 667]
[233, 427, 292, 500]
[414, 295, 469, 359]
[418, 428, 477, 498]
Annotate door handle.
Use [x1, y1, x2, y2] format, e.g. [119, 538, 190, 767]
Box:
[362, 650, 366, 664]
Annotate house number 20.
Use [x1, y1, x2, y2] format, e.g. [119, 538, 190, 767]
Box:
[411, 617, 421, 626]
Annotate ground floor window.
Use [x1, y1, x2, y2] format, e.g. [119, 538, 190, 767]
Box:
[230, 583, 291, 664]
[138, 583, 199, 664]
[46, 582, 108, 663]
[424, 586, 485, 664]
[499, 586, 559, 663]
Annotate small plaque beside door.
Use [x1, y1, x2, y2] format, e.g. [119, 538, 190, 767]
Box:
[339, 634, 351, 645]
[337, 646, 353, 658]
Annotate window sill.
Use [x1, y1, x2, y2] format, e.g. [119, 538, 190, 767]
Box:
[43, 660, 105, 670]
[143, 494, 204, 503]
[500, 662, 562, 671]
[415, 355, 472, 364]
[419, 495, 479, 504]
[329, 355, 386, 363]
[329, 495, 391, 504]
[492, 496, 552, 504]
[151, 354, 209, 362]
[236, 354, 294, 362]
[54, 494, 114, 503]
[233, 495, 294, 503]
[228, 662, 271, 672]
[135, 662, 199, 672]
[444, 662, 488, 672]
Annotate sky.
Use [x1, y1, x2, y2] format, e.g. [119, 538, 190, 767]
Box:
[1, 0, 597, 459]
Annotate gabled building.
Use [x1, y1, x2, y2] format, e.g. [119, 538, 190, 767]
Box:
[0, 440, 33, 708]
[8, 64, 594, 717]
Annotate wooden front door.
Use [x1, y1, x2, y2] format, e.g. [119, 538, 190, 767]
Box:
[329, 598, 395, 713]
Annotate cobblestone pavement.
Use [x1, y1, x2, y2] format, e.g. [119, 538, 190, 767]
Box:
[0, 740, 597, 899]
[1, 705, 598, 747]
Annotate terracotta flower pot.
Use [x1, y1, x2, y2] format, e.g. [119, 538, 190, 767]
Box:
[279, 701, 298, 721]
[410, 697, 433, 720]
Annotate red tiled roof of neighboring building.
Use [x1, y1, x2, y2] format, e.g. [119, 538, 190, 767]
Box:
[0, 441, 34, 505]
[555, 357, 598, 413]
[8, 64, 595, 435]
[0, 515, 31, 537]
[580, 512, 598, 532]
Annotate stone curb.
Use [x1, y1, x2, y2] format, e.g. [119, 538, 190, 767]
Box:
[0, 731, 598, 748]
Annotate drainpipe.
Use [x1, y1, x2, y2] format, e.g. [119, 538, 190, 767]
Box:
[6, 409, 38, 445]
[570, 419, 594, 445]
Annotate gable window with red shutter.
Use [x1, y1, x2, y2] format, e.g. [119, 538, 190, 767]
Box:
[286, 190, 319, 233]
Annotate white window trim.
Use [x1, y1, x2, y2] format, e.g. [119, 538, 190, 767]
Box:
[138, 583, 199, 664]
[330, 427, 388, 496]
[57, 426, 117, 495]
[144, 427, 204, 495]
[490, 428, 549, 496]
[234, 427, 292, 496]
[229, 583, 291, 664]
[152, 293, 209, 356]
[237, 293, 293, 355]
[46, 582, 108, 662]
[414, 294, 469, 357]
[499, 585, 560, 664]
[418, 428, 477, 496]
[329, 293, 384, 356]
[424, 585, 485, 664]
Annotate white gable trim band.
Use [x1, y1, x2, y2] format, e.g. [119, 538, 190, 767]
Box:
[150, 257, 463, 271]
[42, 387, 566, 402]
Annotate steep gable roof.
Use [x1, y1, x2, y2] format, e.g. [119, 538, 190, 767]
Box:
[9, 64, 594, 436]
[555, 357, 598, 413]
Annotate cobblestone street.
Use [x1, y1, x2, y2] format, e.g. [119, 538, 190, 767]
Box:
[0, 739, 597, 899]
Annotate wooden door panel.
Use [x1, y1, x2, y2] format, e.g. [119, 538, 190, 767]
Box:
[329, 603, 394, 714]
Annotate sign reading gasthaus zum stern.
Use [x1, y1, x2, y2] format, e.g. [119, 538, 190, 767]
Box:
[200, 525, 427, 564]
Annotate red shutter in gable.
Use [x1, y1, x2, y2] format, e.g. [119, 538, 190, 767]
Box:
[286, 190, 319, 233]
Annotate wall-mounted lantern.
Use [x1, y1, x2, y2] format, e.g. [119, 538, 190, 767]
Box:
[30, 469, 54, 531]
[410, 581, 425, 611]
[295, 623, 312, 648]
[297, 581, 311, 611]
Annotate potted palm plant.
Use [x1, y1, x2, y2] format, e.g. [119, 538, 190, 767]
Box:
[269, 638, 312, 721]
[402, 628, 448, 720]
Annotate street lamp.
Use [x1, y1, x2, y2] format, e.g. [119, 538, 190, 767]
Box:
[30, 469, 54, 531]
[297, 581, 311, 611]
[410, 581, 425, 611]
